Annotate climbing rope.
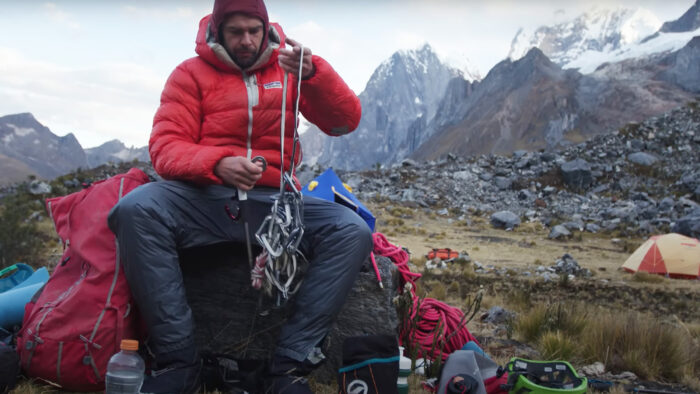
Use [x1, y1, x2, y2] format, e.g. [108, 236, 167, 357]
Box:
[252, 46, 307, 301]
[372, 232, 479, 361]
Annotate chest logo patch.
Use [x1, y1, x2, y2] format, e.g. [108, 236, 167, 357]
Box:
[263, 81, 282, 89]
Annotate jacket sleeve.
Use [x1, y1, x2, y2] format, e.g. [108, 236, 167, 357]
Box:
[298, 55, 362, 136]
[149, 64, 236, 184]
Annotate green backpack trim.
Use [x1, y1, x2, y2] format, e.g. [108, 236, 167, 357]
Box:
[503, 358, 587, 394]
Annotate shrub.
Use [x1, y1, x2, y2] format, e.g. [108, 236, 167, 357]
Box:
[581, 311, 697, 380]
[0, 194, 45, 269]
[539, 330, 576, 360]
[630, 271, 666, 284]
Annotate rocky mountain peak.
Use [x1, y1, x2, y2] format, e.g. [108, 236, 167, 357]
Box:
[660, 0, 700, 32]
[304, 43, 465, 170]
[0, 112, 39, 125]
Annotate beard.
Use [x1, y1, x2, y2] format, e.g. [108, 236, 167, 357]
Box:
[228, 48, 259, 69]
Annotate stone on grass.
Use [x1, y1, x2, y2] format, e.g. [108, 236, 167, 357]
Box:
[549, 225, 571, 239]
[490, 211, 520, 230]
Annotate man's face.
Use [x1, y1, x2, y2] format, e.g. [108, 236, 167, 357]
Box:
[221, 13, 264, 69]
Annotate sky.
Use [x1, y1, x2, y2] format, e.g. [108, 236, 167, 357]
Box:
[0, 0, 694, 149]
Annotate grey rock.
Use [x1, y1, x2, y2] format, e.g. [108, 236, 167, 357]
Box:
[479, 172, 493, 182]
[518, 189, 534, 200]
[627, 152, 658, 166]
[494, 176, 512, 190]
[672, 211, 700, 239]
[490, 211, 521, 229]
[580, 362, 606, 377]
[549, 225, 572, 239]
[183, 244, 398, 383]
[481, 306, 515, 324]
[659, 197, 675, 211]
[542, 272, 557, 282]
[543, 186, 557, 195]
[401, 159, 419, 167]
[27, 180, 51, 195]
[585, 223, 601, 233]
[560, 159, 593, 191]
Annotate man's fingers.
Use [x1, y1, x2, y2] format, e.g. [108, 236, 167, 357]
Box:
[285, 37, 299, 47]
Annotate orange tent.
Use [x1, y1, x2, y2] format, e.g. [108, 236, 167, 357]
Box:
[622, 233, 700, 279]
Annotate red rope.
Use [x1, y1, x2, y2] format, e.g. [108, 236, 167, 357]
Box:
[372, 232, 479, 361]
[372, 232, 421, 291]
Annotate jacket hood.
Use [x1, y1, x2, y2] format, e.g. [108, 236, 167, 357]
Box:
[195, 14, 285, 73]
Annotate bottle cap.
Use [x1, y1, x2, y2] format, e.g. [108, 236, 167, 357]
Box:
[120, 339, 139, 351]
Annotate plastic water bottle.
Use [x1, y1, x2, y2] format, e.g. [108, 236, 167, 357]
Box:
[398, 346, 411, 394]
[105, 339, 144, 394]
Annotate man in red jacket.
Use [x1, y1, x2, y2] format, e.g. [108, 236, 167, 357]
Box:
[108, 0, 370, 393]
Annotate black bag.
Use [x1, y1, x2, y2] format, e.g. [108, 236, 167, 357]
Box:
[337, 335, 399, 394]
[0, 340, 19, 393]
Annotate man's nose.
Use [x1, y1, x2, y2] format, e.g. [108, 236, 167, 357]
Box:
[241, 32, 254, 46]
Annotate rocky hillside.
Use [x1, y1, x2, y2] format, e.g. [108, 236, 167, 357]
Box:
[300, 101, 700, 240]
[410, 42, 696, 161]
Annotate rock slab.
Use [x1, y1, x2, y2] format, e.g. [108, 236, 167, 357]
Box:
[180, 242, 399, 383]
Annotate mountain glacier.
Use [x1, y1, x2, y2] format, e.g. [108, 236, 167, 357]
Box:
[508, 5, 700, 74]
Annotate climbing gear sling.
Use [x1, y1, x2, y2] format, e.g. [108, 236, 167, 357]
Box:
[252, 46, 307, 302]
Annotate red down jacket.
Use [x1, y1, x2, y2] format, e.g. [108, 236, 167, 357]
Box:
[150, 14, 361, 187]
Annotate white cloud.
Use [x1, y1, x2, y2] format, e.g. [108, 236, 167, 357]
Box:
[122, 5, 207, 22]
[43, 2, 81, 30]
[0, 47, 164, 148]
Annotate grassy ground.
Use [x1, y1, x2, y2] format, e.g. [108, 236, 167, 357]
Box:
[8, 198, 700, 393]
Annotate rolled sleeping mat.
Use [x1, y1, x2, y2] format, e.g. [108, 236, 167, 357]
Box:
[0, 263, 35, 294]
[0, 268, 49, 329]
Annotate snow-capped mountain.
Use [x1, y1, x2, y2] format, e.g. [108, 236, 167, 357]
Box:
[301, 44, 467, 170]
[508, 7, 662, 68]
[508, 3, 700, 74]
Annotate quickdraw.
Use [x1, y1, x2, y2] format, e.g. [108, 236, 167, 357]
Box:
[251, 46, 307, 301]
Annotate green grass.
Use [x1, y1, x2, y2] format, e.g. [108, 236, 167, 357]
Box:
[512, 302, 699, 381]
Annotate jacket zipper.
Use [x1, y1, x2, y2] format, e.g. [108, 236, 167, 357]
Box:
[242, 72, 258, 160]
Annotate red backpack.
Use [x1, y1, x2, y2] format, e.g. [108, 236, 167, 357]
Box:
[16, 168, 149, 391]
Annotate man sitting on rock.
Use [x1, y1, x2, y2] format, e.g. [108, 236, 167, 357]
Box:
[107, 0, 371, 392]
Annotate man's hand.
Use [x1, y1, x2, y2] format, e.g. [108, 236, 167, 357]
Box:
[214, 156, 264, 191]
[278, 37, 315, 79]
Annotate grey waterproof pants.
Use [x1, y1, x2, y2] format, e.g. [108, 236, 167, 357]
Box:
[107, 180, 373, 363]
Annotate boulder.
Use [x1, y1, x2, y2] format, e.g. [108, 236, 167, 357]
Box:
[549, 225, 571, 240]
[180, 242, 399, 383]
[628, 152, 658, 166]
[671, 209, 700, 239]
[560, 159, 592, 191]
[27, 180, 51, 195]
[490, 211, 520, 230]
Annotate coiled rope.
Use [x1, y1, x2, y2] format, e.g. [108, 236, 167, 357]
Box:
[372, 232, 479, 361]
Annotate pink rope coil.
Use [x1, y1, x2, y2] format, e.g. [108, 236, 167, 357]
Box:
[372, 232, 479, 361]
